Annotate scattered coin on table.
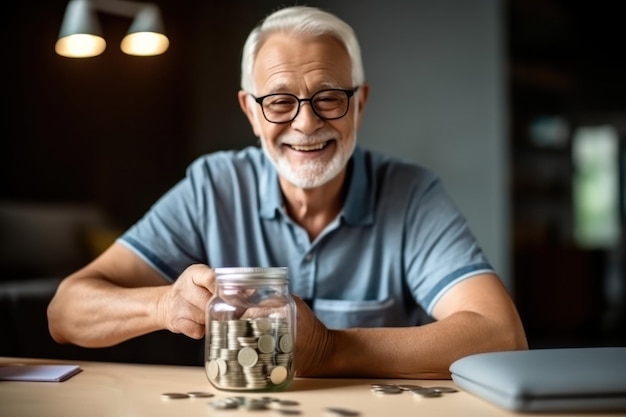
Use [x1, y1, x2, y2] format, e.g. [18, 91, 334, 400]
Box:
[370, 382, 459, 399]
[205, 395, 306, 414]
[324, 407, 361, 416]
[397, 384, 423, 391]
[371, 386, 403, 394]
[430, 386, 459, 393]
[186, 391, 214, 398]
[160, 392, 190, 399]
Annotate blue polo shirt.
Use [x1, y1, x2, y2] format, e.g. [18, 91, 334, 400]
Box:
[119, 146, 493, 329]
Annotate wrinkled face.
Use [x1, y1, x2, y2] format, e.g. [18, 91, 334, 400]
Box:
[241, 33, 366, 189]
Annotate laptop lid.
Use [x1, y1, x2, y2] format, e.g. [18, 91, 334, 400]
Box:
[449, 347, 626, 412]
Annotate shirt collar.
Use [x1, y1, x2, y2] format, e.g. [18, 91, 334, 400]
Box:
[259, 153, 282, 219]
[341, 146, 374, 225]
[258, 146, 374, 225]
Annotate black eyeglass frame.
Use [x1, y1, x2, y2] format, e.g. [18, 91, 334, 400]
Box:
[250, 86, 360, 124]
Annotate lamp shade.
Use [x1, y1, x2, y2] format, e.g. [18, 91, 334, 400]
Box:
[55, 0, 106, 58]
[120, 4, 169, 56]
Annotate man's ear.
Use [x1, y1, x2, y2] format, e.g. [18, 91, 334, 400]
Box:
[238, 90, 262, 137]
[355, 82, 370, 129]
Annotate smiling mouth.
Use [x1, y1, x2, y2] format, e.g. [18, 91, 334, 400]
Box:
[288, 140, 331, 152]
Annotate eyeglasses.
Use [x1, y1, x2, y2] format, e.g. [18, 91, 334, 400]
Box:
[251, 87, 359, 124]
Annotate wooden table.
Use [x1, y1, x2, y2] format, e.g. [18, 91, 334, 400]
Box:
[0, 357, 620, 416]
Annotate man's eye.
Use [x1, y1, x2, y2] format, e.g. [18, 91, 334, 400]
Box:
[267, 97, 295, 106]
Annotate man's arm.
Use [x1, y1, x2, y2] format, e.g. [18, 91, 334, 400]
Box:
[47, 242, 215, 347]
[294, 273, 528, 379]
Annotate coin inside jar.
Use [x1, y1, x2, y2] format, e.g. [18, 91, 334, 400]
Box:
[270, 365, 289, 385]
[278, 333, 293, 353]
[237, 346, 259, 367]
[206, 360, 219, 379]
[257, 334, 276, 354]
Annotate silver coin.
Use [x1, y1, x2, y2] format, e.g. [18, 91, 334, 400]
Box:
[252, 317, 272, 332]
[206, 359, 219, 380]
[324, 407, 360, 416]
[237, 346, 259, 367]
[244, 398, 269, 410]
[257, 334, 276, 353]
[370, 383, 398, 389]
[371, 386, 403, 394]
[411, 388, 442, 398]
[277, 399, 300, 406]
[161, 392, 189, 399]
[216, 357, 228, 376]
[278, 333, 294, 353]
[209, 399, 238, 409]
[276, 410, 302, 416]
[397, 384, 422, 391]
[429, 386, 459, 393]
[186, 391, 214, 398]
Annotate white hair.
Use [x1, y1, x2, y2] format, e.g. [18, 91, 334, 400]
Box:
[240, 6, 365, 93]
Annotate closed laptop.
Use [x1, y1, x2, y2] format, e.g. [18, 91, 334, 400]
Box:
[449, 347, 626, 412]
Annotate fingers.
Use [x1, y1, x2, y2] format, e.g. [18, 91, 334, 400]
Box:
[291, 296, 333, 376]
[166, 297, 207, 339]
[172, 315, 206, 340]
[183, 264, 216, 309]
[159, 264, 216, 338]
[188, 264, 216, 292]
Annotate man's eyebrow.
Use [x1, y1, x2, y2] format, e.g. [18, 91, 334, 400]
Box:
[262, 81, 344, 95]
[263, 83, 290, 94]
[318, 81, 342, 89]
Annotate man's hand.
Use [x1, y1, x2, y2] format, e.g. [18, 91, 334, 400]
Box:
[156, 264, 216, 340]
[291, 296, 335, 377]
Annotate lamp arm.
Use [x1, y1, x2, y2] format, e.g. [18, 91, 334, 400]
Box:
[91, 0, 158, 18]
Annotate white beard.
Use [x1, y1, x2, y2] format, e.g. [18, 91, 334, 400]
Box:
[260, 130, 356, 189]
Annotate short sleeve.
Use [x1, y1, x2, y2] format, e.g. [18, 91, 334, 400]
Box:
[118, 157, 210, 281]
[402, 176, 493, 314]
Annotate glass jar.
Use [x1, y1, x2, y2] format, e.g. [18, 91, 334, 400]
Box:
[205, 267, 296, 392]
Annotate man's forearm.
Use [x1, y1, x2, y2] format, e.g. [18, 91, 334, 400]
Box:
[318, 311, 527, 379]
[47, 276, 165, 348]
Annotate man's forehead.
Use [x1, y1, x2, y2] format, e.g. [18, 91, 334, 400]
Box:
[253, 33, 351, 92]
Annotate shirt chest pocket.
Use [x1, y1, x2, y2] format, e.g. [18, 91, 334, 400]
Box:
[313, 297, 397, 329]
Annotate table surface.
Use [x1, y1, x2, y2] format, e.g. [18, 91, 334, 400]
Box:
[0, 357, 621, 417]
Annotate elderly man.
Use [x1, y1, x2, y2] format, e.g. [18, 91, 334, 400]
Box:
[48, 5, 527, 378]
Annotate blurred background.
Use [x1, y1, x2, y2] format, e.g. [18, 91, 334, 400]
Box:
[1, 0, 625, 354]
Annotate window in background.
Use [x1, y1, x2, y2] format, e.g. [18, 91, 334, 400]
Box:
[572, 125, 621, 249]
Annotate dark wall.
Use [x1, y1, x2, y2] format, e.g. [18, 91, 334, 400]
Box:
[2, 1, 285, 227]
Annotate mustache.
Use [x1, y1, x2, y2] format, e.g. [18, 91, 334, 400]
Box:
[278, 130, 336, 145]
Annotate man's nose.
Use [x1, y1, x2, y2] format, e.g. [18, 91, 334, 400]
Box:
[291, 102, 324, 134]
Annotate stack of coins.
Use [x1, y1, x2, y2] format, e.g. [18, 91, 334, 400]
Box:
[206, 317, 294, 390]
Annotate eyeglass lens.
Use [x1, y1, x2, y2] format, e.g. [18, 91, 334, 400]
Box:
[261, 89, 351, 123]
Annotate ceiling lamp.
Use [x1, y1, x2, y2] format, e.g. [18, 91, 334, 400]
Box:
[55, 0, 169, 58]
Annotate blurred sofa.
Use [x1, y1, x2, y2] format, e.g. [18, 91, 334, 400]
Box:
[0, 201, 203, 366]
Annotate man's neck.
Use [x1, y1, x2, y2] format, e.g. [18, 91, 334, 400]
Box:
[279, 170, 347, 242]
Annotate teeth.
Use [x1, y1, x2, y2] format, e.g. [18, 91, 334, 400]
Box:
[290, 142, 327, 151]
